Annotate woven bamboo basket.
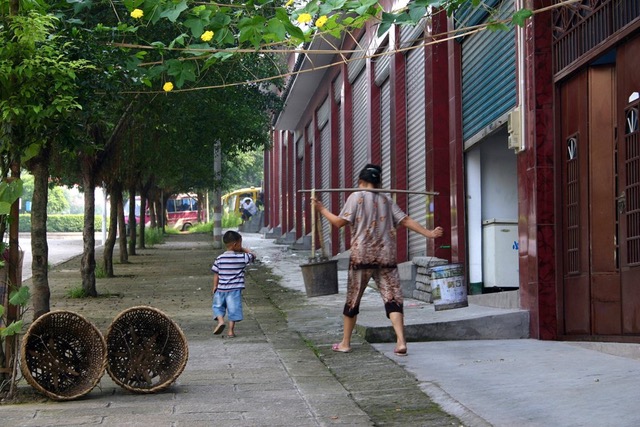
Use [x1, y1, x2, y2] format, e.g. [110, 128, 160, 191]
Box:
[20, 310, 107, 401]
[106, 306, 188, 393]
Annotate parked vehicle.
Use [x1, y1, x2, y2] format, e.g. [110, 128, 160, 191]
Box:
[124, 194, 200, 232]
[221, 187, 262, 216]
[166, 194, 200, 231]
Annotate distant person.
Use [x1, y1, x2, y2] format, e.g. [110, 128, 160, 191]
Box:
[240, 197, 258, 223]
[211, 230, 256, 338]
[256, 191, 264, 210]
[313, 164, 444, 356]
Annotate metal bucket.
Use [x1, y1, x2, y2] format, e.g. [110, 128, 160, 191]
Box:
[300, 259, 339, 297]
[430, 263, 468, 311]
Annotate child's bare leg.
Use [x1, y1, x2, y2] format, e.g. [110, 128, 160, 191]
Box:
[213, 316, 226, 334]
[227, 320, 236, 337]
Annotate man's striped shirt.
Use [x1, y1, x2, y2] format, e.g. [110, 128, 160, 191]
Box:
[211, 251, 256, 291]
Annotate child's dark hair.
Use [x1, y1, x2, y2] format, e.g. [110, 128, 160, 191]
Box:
[223, 230, 242, 245]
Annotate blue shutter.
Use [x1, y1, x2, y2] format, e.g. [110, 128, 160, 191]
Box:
[460, 0, 516, 141]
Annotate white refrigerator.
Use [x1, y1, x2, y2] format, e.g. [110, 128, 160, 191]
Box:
[482, 219, 519, 288]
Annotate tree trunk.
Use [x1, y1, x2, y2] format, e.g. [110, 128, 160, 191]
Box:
[197, 192, 204, 223]
[117, 190, 128, 263]
[128, 187, 137, 255]
[81, 163, 97, 297]
[29, 151, 51, 319]
[148, 192, 157, 229]
[103, 183, 119, 278]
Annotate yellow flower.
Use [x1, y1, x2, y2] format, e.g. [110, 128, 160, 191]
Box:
[201, 30, 214, 42]
[130, 8, 144, 19]
[163, 82, 174, 92]
[315, 15, 328, 28]
[297, 13, 312, 24]
[285, 0, 293, 7]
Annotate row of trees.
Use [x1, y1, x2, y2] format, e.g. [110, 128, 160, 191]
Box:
[1, 0, 288, 325]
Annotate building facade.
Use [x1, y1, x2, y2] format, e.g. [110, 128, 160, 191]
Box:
[264, 0, 640, 342]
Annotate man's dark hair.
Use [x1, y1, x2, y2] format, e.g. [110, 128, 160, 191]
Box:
[358, 164, 382, 187]
[223, 230, 242, 244]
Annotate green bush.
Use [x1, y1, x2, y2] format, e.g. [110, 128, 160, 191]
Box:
[144, 227, 165, 247]
[189, 221, 213, 233]
[66, 285, 86, 299]
[19, 214, 104, 232]
[222, 212, 242, 228]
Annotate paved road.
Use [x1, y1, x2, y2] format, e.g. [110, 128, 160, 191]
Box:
[18, 232, 104, 280]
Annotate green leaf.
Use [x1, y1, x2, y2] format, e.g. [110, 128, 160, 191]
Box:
[213, 52, 234, 61]
[377, 21, 392, 37]
[278, 13, 305, 41]
[169, 34, 188, 49]
[166, 60, 196, 87]
[486, 22, 509, 32]
[210, 12, 232, 29]
[9, 286, 30, 306]
[160, 0, 189, 22]
[123, 0, 144, 10]
[237, 16, 267, 48]
[266, 18, 286, 41]
[184, 17, 206, 37]
[0, 179, 23, 209]
[21, 143, 41, 163]
[0, 305, 3, 317]
[320, 0, 347, 15]
[408, 4, 427, 23]
[512, 9, 533, 27]
[0, 320, 24, 338]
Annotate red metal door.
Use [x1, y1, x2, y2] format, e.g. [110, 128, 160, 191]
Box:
[559, 70, 592, 335]
[559, 34, 640, 339]
[617, 35, 640, 335]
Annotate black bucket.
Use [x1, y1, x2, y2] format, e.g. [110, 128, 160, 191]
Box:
[300, 259, 339, 297]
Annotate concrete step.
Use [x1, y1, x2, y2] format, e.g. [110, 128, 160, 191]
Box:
[240, 211, 264, 233]
[356, 302, 530, 343]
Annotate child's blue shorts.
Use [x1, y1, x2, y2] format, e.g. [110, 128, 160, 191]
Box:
[212, 289, 243, 321]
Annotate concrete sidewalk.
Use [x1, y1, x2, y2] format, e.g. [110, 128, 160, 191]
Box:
[250, 232, 640, 427]
[4, 231, 640, 427]
[3, 232, 456, 426]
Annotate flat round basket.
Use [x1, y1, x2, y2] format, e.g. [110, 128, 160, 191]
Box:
[106, 306, 188, 393]
[20, 310, 107, 401]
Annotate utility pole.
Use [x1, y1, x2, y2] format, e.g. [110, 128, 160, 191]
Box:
[213, 141, 222, 249]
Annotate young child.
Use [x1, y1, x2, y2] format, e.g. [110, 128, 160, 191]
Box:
[211, 230, 256, 338]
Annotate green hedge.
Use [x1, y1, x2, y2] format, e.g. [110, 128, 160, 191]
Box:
[19, 214, 105, 232]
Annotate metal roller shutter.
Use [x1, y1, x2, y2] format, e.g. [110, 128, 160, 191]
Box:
[406, 45, 427, 258]
[317, 97, 330, 129]
[295, 131, 304, 160]
[306, 122, 315, 188]
[348, 48, 367, 84]
[333, 74, 343, 103]
[320, 116, 332, 255]
[380, 79, 391, 189]
[351, 71, 368, 186]
[337, 97, 346, 253]
[400, 20, 425, 49]
[374, 47, 391, 86]
[460, 0, 516, 140]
